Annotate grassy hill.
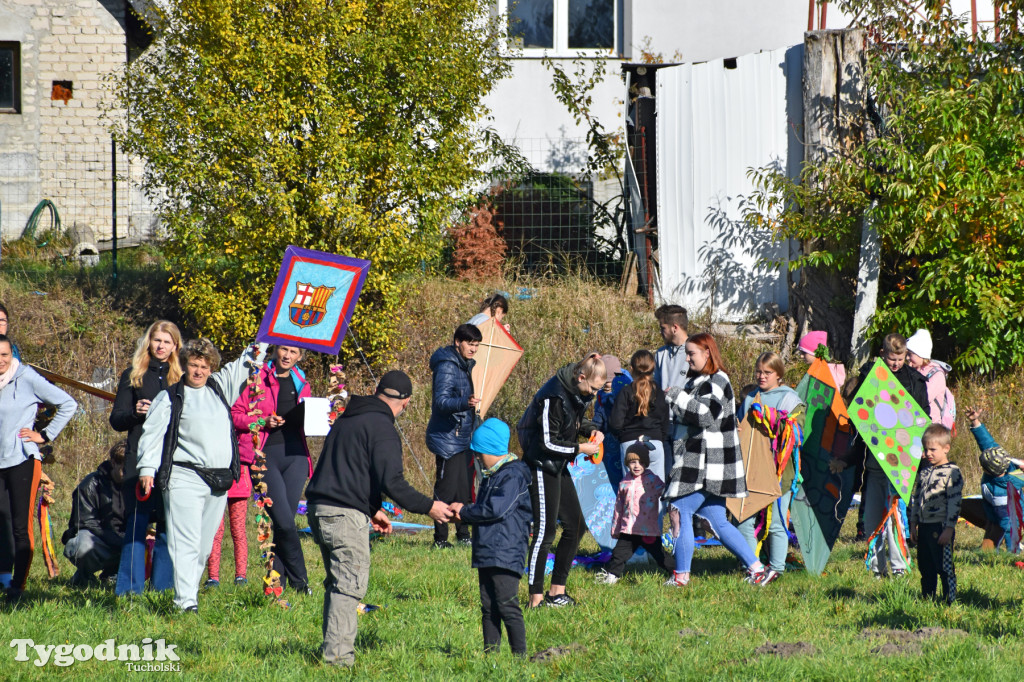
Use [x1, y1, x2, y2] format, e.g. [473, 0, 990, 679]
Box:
[1, 243, 1022, 679]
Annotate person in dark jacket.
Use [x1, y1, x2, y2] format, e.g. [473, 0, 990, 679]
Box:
[109, 320, 181, 596]
[841, 333, 930, 578]
[518, 356, 606, 608]
[609, 350, 671, 481]
[450, 418, 532, 656]
[307, 371, 454, 668]
[63, 441, 128, 586]
[426, 323, 481, 548]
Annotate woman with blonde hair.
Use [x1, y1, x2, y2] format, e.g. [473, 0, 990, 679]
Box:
[110, 320, 183, 595]
[518, 355, 606, 608]
[137, 338, 265, 612]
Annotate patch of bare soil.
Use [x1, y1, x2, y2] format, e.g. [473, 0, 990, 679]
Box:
[754, 642, 817, 658]
[530, 643, 584, 663]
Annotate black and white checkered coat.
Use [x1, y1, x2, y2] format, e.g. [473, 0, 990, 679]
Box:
[665, 370, 747, 499]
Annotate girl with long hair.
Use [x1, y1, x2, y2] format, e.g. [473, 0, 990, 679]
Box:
[109, 320, 183, 595]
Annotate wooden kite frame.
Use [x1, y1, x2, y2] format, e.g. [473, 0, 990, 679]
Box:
[471, 317, 523, 419]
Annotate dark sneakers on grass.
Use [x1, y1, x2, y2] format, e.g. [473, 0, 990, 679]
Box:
[433, 540, 454, 549]
[544, 593, 576, 607]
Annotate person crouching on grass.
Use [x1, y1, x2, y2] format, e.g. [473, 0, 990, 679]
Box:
[909, 424, 963, 605]
[449, 418, 531, 657]
[595, 439, 674, 584]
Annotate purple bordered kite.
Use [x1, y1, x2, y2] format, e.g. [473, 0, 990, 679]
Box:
[256, 246, 371, 355]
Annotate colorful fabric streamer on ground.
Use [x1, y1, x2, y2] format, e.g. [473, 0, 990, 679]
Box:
[36, 472, 60, 578]
[863, 492, 912, 570]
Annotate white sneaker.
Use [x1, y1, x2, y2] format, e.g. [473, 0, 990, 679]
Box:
[594, 570, 619, 585]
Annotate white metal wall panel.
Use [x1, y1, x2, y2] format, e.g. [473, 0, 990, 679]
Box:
[655, 47, 800, 320]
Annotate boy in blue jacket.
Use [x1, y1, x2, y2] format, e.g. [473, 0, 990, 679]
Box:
[966, 407, 1024, 551]
[450, 418, 532, 657]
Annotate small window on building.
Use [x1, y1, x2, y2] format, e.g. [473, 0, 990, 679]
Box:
[502, 0, 617, 54]
[0, 42, 20, 114]
[52, 80, 73, 103]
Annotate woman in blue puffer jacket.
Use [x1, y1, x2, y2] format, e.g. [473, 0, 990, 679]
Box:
[426, 323, 482, 548]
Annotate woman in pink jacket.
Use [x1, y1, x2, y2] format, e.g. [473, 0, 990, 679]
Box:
[226, 345, 313, 594]
[595, 440, 674, 583]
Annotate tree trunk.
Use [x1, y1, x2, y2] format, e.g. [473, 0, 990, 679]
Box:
[796, 28, 871, 365]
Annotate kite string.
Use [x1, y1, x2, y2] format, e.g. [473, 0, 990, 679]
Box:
[347, 329, 433, 491]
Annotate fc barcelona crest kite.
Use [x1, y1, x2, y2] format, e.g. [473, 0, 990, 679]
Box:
[256, 246, 370, 355]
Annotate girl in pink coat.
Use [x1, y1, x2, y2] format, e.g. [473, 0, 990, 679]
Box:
[595, 440, 674, 583]
[906, 329, 955, 428]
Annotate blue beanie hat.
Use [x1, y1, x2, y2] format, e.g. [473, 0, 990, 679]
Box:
[471, 418, 510, 457]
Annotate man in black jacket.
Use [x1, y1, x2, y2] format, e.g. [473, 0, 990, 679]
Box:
[307, 370, 453, 668]
[62, 442, 128, 586]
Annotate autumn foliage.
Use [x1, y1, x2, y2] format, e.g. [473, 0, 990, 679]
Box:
[450, 196, 507, 281]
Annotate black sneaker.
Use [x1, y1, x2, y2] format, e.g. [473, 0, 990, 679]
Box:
[543, 593, 576, 608]
[234, 577, 248, 586]
[456, 538, 472, 547]
[433, 540, 454, 549]
[204, 578, 220, 589]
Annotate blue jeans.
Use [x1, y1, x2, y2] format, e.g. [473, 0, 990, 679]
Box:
[115, 480, 172, 595]
[671, 491, 758, 573]
[737, 491, 793, 573]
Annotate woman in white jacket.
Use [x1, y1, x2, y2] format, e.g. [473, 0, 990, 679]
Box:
[137, 339, 265, 612]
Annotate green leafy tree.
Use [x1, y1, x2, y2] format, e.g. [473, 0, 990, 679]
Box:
[747, 1, 1024, 371]
[113, 0, 510, 359]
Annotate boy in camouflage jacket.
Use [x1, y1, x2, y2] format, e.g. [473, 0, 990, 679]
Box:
[909, 424, 963, 605]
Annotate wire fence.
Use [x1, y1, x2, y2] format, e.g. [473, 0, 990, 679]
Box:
[486, 137, 628, 281]
[0, 139, 159, 250]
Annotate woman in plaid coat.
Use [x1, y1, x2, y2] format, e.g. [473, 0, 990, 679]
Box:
[662, 333, 768, 588]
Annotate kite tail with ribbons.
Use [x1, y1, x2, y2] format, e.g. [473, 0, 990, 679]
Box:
[244, 346, 288, 609]
[750, 402, 804, 554]
[863, 486, 912, 571]
[37, 472, 60, 578]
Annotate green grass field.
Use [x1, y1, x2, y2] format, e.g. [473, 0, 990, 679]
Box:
[4, 512, 1023, 681]
[2, 257, 1024, 680]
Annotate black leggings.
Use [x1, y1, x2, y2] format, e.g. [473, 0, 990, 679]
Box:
[0, 458, 41, 591]
[262, 448, 309, 590]
[479, 566, 525, 655]
[433, 451, 472, 542]
[526, 467, 584, 594]
[605, 533, 674, 577]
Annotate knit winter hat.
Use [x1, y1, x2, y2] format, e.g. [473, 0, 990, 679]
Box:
[470, 418, 510, 458]
[798, 331, 828, 355]
[601, 355, 623, 376]
[624, 440, 652, 468]
[905, 329, 933, 360]
[980, 446, 1011, 477]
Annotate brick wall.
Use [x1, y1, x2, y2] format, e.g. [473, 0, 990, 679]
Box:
[0, 0, 157, 243]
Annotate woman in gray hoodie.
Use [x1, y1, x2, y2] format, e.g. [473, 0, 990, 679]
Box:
[0, 335, 77, 600]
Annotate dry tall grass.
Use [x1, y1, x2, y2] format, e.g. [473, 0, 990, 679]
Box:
[0, 254, 1006, 514]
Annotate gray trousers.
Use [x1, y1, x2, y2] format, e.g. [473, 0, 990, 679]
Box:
[64, 529, 120, 576]
[863, 467, 908, 574]
[308, 504, 370, 668]
[164, 467, 228, 609]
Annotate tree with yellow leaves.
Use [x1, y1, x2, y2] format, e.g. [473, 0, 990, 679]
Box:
[113, 0, 511, 360]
